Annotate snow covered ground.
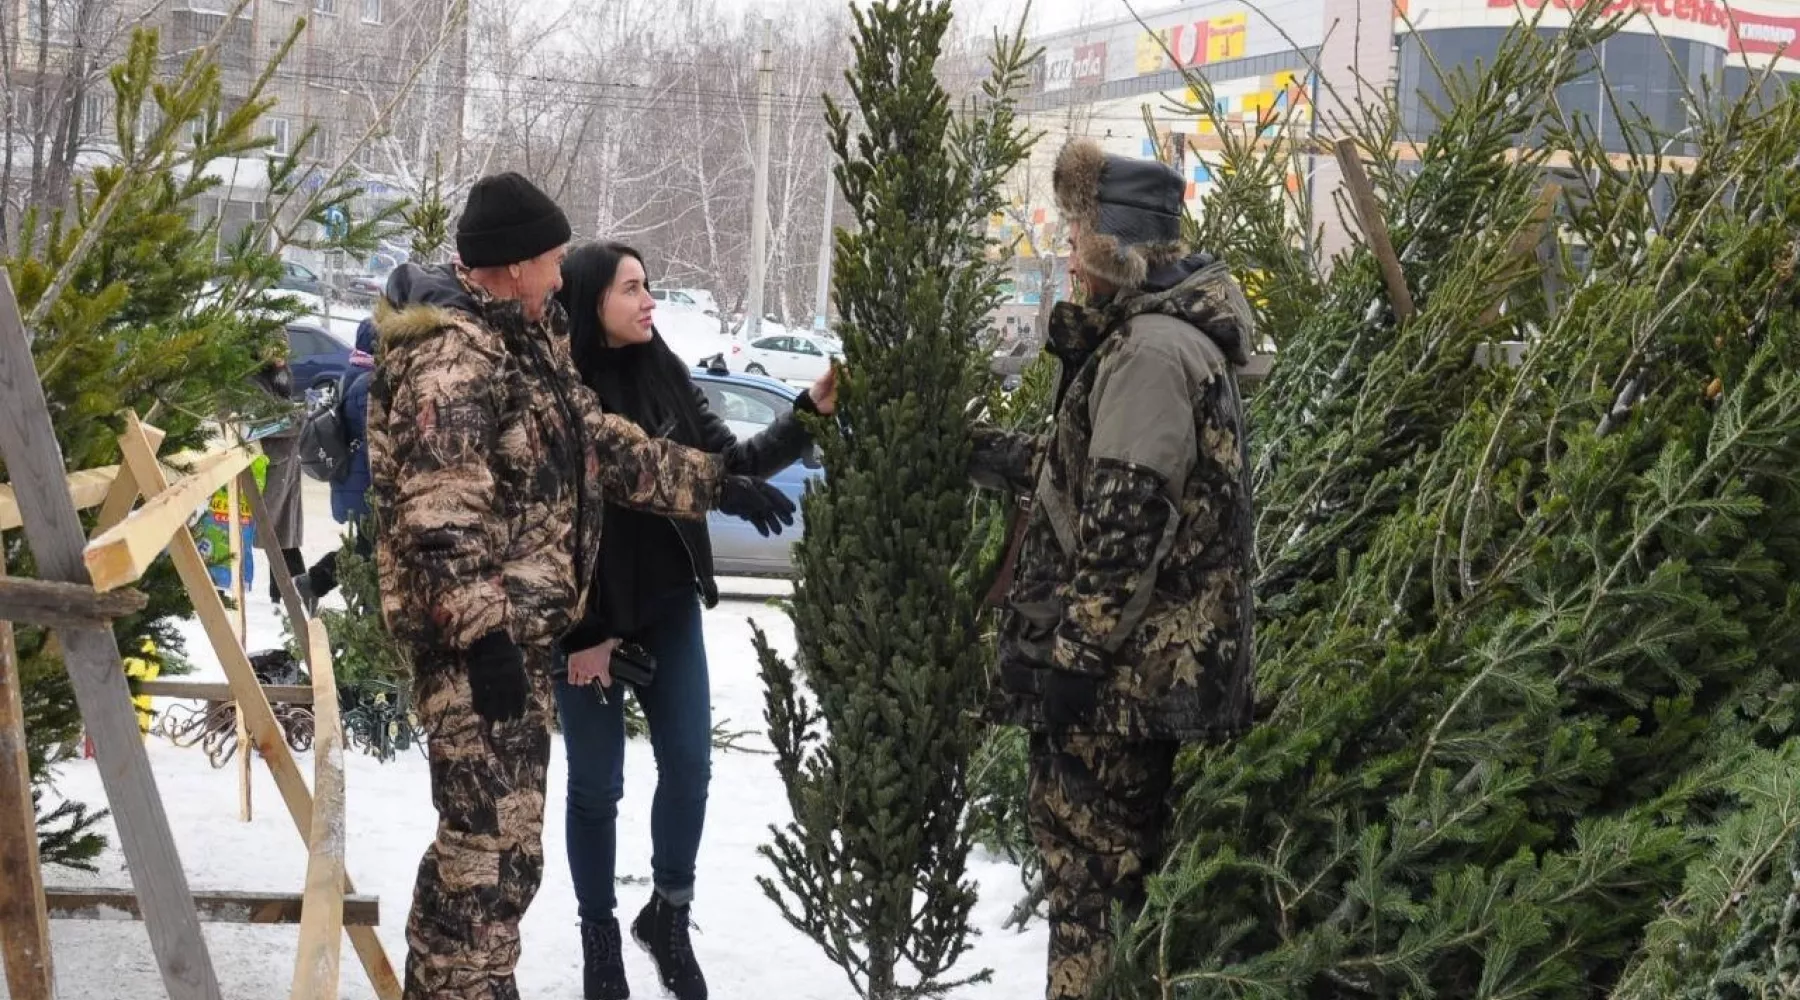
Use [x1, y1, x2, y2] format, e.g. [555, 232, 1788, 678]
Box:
[19, 480, 1046, 999]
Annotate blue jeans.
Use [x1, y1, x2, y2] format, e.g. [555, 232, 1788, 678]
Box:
[554, 587, 712, 922]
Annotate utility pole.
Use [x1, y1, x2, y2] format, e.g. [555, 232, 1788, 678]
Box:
[812, 165, 834, 332]
[745, 17, 774, 340]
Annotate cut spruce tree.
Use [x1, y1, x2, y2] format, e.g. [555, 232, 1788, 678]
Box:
[1, 17, 398, 868]
[1092, 6, 1800, 998]
[752, 1, 1036, 997]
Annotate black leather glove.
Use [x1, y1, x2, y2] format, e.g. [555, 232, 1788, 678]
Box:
[466, 630, 529, 723]
[1041, 670, 1100, 733]
[718, 476, 797, 537]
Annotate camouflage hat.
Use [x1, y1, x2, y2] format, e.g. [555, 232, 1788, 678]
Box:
[1052, 137, 1186, 291]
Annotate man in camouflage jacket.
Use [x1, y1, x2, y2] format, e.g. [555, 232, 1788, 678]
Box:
[368, 172, 793, 1000]
[969, 138, 1257, 1000]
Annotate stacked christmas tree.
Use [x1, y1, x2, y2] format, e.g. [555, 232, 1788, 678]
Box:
[1101, 7, 1800, 996]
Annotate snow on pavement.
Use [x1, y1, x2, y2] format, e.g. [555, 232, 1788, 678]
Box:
[18, 482, 1046, 999]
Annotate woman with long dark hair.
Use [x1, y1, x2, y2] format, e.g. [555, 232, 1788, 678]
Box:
[553, 241, 835, 1000]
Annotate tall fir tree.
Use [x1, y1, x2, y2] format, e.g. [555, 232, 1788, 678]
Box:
[1092, 9, 1800, 996]
[752, 1, 1036, 996]
[2, 18, 398, 867]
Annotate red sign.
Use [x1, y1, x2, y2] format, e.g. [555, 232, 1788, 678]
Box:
[1488, 0, 1800, 53]
[1491, 0, 1727, 29]
[1730, 8, 1800, 56]
[1073, 42, 1108, 85]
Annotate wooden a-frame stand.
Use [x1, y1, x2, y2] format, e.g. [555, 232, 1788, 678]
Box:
[0, 269, 400, 1000]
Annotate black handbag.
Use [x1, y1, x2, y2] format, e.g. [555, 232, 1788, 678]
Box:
[606, 641, 657, 690]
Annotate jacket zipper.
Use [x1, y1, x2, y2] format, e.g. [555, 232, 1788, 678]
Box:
[651, 415, 705, 586]
[521, 327, 601, 608]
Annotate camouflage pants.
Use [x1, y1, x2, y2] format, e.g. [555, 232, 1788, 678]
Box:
[1028, 733, 1177, 1000]
[404, 647, 555, 1000]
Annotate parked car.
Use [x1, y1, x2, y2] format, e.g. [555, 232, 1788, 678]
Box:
[334, 272, 386, 304]
[283, 322, 353, 406]
[726, 330, 840, 383]
[650, 288, 707, 311]
[692, 356, 823, 576]
[277, 260, 323, 296]
[657, 287, 719, 316]
[657, 312, 734, 365]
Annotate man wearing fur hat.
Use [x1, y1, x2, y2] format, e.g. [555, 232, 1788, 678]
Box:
[369, 171, 794, 1000]
[969, 138, 1258, 998]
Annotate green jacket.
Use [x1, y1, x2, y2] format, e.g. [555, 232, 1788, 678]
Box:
[971, 257, 1257, 742]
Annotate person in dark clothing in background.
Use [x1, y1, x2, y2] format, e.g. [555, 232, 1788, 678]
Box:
[294, 316, 378, 614]
[554, 241, 836, 1000]
[250, 355, 307, 602]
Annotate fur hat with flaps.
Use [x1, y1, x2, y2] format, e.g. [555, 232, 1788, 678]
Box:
[1052, 137, 1186, 291]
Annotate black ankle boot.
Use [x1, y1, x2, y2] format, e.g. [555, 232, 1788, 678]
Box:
[580, 918, 630, 999]
[631, 894, 706, 1000]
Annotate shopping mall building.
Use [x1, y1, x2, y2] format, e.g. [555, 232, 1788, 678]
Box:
[992, 0, 1800, 314]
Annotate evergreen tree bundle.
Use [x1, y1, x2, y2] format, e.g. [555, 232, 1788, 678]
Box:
[1099, 10, 1800, 996]
[752, 1, 1036, 995]
[2, 22, 396, 867]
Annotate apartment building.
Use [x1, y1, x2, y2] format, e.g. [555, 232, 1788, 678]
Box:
[5, 0, 468, 254]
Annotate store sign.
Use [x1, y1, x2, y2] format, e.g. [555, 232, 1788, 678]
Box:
[1728, 7, 1800, 56]
[1135, 13, 1249, 75]
[1073, 42, 1108, 85]
[1045, 49, 1075, 91]
[1483, 0, 1800, 54]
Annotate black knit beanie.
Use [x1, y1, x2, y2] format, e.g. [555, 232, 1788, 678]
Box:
[455, 172, 572, 268]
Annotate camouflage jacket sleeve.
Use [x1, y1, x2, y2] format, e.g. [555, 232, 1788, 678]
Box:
[381, 319, 510, 651]
[577, 392, 725, 520]
[1054, 327, 1200, 677]
[968, 423, 1045, 494]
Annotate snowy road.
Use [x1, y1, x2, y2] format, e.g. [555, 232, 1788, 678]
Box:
[15, 480, 1047, 999]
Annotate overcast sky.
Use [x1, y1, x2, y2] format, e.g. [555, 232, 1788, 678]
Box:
[703, 0, 1134, 36]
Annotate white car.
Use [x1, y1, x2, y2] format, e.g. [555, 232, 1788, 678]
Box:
[650, 288, 709, 312]
[729, 331, 839, 383]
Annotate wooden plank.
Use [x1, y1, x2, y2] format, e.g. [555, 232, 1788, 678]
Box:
[1477, 183, 1563, 327]
[242, 474, 400, 1000]
[135, 681, 315, 705]
[1238, 354, 1273, 387]
[90, 425, 170, 537]
[83, 443, 259, 593]
[1333, 138, 1416, 324]
[291, 622, 345, 1000]
[229, 474, 251, 824]
[0, 467, 120, 532]
[119, 416, 402, 1000]
[0, 576, 148, 630]
[242, 472, 313, 633]
[0, 439, 189, 533]
[0, 561, 54, 1000]
[0, 270, 222, 1000]
[44, 889, 379, 926]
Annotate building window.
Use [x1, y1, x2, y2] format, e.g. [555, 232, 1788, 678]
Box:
[309, 125, 335, 163]
[362, 0, 381, 22]
[314, 0, 335, 13]
[84, 91, 111, 137]
[25, 0, 72, 40]
[268, 117, 291, 155]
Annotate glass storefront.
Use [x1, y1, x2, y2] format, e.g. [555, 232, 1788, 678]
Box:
[1397, 26, 1789, 152]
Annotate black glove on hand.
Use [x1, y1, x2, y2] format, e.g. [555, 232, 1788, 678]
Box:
[718, 476, 797, 537]
[466, 630, 529, 723]
[1041, 670, 1100, 733]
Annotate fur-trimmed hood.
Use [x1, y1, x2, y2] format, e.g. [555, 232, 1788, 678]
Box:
[1052, 137, 1188, 292]
[372, 262, 484, 351]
